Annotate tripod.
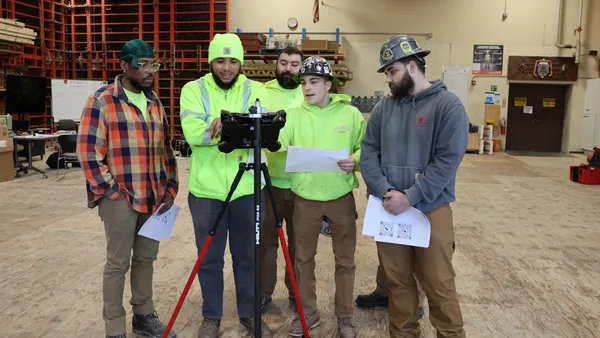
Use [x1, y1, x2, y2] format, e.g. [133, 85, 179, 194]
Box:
[162, 100, 310, 338]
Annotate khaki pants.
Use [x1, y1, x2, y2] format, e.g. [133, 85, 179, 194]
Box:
[375, 265, 425, 309]
[378, 204, 465, 338]
[260, 187, 296, 297]
[294, 192, 357, 317]
[98, 197, 159, 336]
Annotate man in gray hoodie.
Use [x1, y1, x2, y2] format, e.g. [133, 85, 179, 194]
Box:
[360, 35, 468, 338]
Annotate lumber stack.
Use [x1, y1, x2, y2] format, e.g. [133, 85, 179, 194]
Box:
[0, 18, 37, 45]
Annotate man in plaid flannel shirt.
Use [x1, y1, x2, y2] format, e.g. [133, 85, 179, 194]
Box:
[77, 39, 178, 338]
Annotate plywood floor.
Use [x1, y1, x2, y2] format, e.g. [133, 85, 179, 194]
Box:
[1, 152, 599, 338]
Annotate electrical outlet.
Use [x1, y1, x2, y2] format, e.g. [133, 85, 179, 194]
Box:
[589, 50, 598, 56]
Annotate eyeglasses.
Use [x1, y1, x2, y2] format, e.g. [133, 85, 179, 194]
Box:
[137, 61, 161, 72]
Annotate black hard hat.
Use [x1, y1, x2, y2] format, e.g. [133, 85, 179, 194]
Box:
[296, 56, 340, 85]
[377, 35, 430, 73]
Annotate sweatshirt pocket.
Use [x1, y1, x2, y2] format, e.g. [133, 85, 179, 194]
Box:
[381, 165, 423, 191]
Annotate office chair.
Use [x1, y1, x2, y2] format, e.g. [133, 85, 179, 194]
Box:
[57, 119, 77, 132]
[56, 134, 78, 181]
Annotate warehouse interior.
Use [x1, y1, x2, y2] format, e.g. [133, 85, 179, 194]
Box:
[1, 0, 600, 337]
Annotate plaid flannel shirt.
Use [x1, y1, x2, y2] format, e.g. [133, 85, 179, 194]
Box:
[77, 75, 179, 214]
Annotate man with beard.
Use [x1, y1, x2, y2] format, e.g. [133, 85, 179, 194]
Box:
[179, 33, 272, 338]
[360, 35, 468, 338]
[77, 38, 179, 338]
[260, 46, 305, 311]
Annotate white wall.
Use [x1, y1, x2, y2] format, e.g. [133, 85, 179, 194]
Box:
[230, 0, 600, 152]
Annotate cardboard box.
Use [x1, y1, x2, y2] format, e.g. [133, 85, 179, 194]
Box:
[0, 122, 14, 182]
[484, 104, 501, 123]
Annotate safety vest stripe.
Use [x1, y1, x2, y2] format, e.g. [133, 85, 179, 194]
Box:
[196, 79, 213, 145]
[242, 79, 252, 112]
[180, 109, 206, 121]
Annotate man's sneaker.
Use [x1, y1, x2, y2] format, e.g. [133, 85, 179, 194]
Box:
[337, 317, 357, 338]
[261, 296, 272, 312]
[107, 335, 127, 338]
[418, 306, 425, 320]
[197, 318, 220, 338]
[289, 311, 321, 337]
[355, 291, 388, 308]
[239, 317, 272, 338]
[132, 312, 176, 338]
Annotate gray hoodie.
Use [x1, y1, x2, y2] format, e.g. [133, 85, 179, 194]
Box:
[360, 80, 469, 213]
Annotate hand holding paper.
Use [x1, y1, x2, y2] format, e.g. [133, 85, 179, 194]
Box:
[362, 195, 431, 248]
[138, 203, 181, 241]
[285, 146, 349, 173]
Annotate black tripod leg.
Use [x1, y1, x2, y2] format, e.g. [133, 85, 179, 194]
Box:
[207, 166, 246, 236]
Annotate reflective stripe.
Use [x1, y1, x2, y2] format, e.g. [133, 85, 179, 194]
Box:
[242, 79, 252, 113]
[196, 79, 213, 145]
[180, 109, 206, 120]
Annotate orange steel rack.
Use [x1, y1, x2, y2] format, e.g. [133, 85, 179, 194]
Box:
[1, 0, 228, 137]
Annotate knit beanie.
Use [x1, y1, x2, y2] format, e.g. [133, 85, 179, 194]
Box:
[208, 33, 244, 64]
[119, 39, 155, 68]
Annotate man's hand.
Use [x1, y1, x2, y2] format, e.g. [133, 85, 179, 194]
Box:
[157, 191, 175, 215]
[205, 118, 222, 139]
[337, 157, 356, 173]
[382, 190, 411, 215]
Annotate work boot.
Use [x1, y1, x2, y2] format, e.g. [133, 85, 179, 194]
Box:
[197, 318, 220, 338]
[261, 296, 272, 312]
[239, 316, 272, 338]
[355, 290, 388, 308]
[289, 311, 321, 337]
[106, 335, 126, 338]
[337, 317, 357, 338]
[132, 312, 176, 338]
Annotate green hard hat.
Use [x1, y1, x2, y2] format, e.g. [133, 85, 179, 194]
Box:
[377, 35, 430, 73]
[296, 56, 340, 85]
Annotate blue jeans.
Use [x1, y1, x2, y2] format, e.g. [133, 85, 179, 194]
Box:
[188, 192, 264, 319]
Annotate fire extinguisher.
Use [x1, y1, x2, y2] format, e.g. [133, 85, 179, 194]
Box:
[500, 118, 507, 135]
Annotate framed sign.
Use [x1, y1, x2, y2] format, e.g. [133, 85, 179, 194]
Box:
[473, 45, 504, 75]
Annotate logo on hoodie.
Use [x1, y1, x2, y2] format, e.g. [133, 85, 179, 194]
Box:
[334, 125, 350, 133]
[415, 115, 426, 127]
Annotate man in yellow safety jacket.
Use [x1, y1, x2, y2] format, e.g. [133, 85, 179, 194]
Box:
[260, 46, 305, 311]
[179, 33, 272, 338]
[278, 56, 366, 338]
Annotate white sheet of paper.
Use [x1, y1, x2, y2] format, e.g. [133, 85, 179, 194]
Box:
[362, 195, 431, 248]
[138, 203, 180, 241]
[285, 146, 349, 173]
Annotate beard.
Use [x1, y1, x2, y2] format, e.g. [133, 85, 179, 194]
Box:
[211, 65, 240, 90]
[130, 76, 153, 91]
[389, 71, 415, 98]
[276, 70, 298, 89]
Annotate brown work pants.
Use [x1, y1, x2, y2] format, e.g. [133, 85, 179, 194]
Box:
[98, 197, 160, 336]
[294, 192, 357, 317]
[375, 265, 426, 308]
[377, 204, 465, 338]
[260, 186, 296, 297]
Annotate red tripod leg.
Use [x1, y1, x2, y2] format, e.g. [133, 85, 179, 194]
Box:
[162, 235, 214, 338]
[162, 165, 247, 338]
[279, 229, 310, 337]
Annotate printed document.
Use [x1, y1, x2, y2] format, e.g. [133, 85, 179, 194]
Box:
[138, 203, 181, 241]
[362, 195, 431, 248]
[285, 146, 349, 173]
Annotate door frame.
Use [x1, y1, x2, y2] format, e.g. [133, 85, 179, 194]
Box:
[506, 80, 572, 153]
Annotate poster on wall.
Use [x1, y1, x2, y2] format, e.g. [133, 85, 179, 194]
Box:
[472, 44, 504, 75]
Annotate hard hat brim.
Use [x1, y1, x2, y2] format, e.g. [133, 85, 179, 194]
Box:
[377, 50, 431, 73]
